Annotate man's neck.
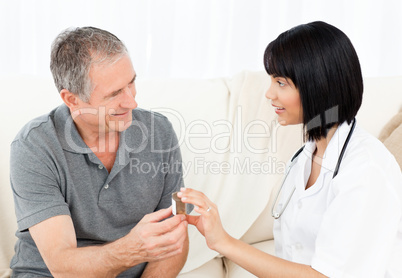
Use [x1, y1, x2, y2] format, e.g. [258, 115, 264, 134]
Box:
[74, 121, 120, 154]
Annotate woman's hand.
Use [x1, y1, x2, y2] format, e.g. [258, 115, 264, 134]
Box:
[177, 188, 230, 251]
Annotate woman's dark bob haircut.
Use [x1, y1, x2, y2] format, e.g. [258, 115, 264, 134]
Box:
[264, 21, 363, 141]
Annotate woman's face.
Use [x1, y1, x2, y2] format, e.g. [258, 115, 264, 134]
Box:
[265, 75, 303, 125]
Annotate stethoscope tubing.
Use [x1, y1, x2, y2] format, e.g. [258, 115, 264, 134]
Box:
[271, 118, 356, 219]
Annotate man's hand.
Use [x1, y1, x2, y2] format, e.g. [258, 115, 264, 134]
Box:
[120, 206, 188, 264]
[29, 207, 188, 277]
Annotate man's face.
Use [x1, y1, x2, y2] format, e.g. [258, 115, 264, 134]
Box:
[74, 54, 138, 134]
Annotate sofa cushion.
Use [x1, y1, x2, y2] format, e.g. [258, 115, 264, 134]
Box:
[378, 109, 402, 170]
[239, 182, 279, 245]
[223, 240, 275, 278]
[177, 257, 226, 278]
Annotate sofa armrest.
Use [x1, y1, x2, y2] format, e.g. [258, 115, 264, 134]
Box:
[0, 268, 12, 278]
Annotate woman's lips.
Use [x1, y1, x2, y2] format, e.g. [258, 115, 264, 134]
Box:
[272, 105, 285, 114]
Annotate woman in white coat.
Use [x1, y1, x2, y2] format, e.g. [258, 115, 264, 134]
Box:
[178, 21, 402, 277]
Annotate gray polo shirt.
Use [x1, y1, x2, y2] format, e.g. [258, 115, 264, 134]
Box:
[10, 104, 183, 277]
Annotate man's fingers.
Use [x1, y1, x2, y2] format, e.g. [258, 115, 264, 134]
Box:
[148, 234, 187, 261]
[143, 206, 173, 223]
[139, 207, 186, 238]
[128, 209, 188, 263]
[141, 220, 188, 259]
[153, 214, 186, 235]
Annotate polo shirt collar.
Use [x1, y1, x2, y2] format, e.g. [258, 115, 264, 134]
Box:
[55, 104, 93, 154]
[113, 116, 149, 169]
[55, 105, 150, 174]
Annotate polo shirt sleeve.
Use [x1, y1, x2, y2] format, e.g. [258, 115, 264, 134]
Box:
[311, 157, 402, 277]
[10, 139, 70, 232]
[155, 122, 185, 211]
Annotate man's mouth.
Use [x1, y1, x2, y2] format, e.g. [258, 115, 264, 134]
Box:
[111, 111, 129, 117]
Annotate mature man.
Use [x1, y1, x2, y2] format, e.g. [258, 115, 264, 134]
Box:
[10, 27, 188, 277]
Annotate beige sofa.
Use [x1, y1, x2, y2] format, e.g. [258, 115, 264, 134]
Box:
[1, 71, 401, 277]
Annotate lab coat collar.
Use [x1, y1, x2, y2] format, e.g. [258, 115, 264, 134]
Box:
[320, 121, 354, 176]
[295, 121, 354, 197]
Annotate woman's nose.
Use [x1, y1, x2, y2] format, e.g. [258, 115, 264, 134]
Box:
[265, 84, 276, 100]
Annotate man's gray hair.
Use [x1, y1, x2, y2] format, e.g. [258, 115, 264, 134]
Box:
[50, 27, 128, 102]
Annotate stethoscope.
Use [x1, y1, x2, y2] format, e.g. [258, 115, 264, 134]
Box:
[271, 118, 356, 219]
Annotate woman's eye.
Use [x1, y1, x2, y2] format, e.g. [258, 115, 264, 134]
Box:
[277, 81, 285, 87]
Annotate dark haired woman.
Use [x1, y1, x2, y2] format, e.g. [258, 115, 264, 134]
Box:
[178, 21, 402, 277]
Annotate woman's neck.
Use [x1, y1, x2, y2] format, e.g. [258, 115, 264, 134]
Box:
[305, 125, 339, 190]
[313, 125, 338, 158]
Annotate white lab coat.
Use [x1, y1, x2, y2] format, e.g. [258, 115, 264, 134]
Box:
[273, 121, 402, 278]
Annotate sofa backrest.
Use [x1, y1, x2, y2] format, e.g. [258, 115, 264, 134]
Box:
[357, 76, 402, 137]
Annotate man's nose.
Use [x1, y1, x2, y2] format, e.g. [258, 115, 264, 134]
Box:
[121, 87, 138, 109]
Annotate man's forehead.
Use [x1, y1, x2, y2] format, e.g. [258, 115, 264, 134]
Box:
[90, 52, 130, 68]
[88, 55, 135, 96]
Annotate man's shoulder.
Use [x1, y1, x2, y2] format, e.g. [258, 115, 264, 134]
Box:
[126, 108, 177, 149]
[13, 106, 63, 144]
[132, 107, 169, 120]
[132, 107, 172, 130]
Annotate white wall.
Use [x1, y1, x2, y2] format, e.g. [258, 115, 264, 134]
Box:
[1, 0, 402, 80]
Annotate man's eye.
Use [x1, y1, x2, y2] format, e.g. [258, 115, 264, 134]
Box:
[110, 90, 122, 98]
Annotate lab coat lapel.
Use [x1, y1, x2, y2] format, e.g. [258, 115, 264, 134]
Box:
[299, 121, 353, 198]
[321, 121, 353, 177]
[294, 141, 315, 197]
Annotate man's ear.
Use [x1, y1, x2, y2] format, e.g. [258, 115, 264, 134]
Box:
[60, 89, 80, 109]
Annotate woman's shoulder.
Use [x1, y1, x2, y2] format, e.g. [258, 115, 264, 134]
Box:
[351, 125, 394, 159]
[340, 124, 401, 180]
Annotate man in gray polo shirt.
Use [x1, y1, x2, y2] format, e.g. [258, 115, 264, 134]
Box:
[10, 27, 189, 277]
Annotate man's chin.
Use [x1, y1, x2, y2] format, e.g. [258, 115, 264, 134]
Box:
[108, 119, 133, 133]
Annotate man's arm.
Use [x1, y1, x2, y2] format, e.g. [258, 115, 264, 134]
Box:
[29, 207, 187, 278]
[141, 231, 189, 278]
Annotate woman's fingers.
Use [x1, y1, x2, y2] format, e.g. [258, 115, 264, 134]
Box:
[186, 215, 205, 236]
[178, 188, 213, 211]
[178, 188, 229, 251]
[186, 215, 199, 226]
